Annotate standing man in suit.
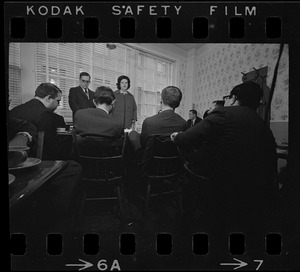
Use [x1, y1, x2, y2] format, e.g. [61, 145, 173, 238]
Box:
[185, 109, 202, 130]
[68, 72, 95, 118]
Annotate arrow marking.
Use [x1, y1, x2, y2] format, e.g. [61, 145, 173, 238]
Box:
[66, 259, 93, 271]
[220, 258, 248, 270]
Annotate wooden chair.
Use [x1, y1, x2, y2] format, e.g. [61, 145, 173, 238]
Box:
[73, 134, 128, 220]
[36, 131, 45, 160]
[177, 146, 210, 182]
[176, 146, 210, 219]
[139, 135, 183, 219]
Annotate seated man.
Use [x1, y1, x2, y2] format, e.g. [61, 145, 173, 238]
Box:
[171, 81, 279, 231]
[9, 83, 72, 160]
[184, 109, 202, 130]
[74, 85, 122, 139]
[128, 86, 186, 175]
[74, 86, 124, 156]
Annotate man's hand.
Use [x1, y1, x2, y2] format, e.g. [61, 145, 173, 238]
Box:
[9, 134, 28, 147]
[170, 132, 179, 142]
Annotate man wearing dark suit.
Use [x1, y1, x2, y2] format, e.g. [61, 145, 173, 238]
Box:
[185, 109, 202, 130]
[140, 86, 186, 148]
[171, 82, 279, 235]
[68, 72, 95, 118]
[10, 83, 71, 160]
[127, 86, 186, 178]
[74, 86, 123, 139]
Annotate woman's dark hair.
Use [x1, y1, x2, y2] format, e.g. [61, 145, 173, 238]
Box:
[116, 75, 131, 90]
[94, 86, 115, 105]
[161, 86, 182, 109]
[35, 83, 62, 99]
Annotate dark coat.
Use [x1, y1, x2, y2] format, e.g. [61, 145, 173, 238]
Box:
[8, 117, 38, 143]
[9, 99, 70, 160]
[10, 99, 47, 126]
[68, 86, 95, 117]
[140, 109, 186, 148]
[174, 106, 279, 223]
[74, 107, 123, 140]
[111, 90, 137, 129]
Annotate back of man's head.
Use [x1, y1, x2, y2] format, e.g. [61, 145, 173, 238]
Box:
[161, 86, 182, 109]
[35, 83, 61, 99]
[230, 81, 263, 109]
[94, 86, 115, 105]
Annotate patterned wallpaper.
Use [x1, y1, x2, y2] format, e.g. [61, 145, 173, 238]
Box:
[177, 61, 188, 118]
[193, 43, 289, 121]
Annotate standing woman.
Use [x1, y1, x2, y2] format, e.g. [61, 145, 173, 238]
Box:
[112, 75, 137, 130]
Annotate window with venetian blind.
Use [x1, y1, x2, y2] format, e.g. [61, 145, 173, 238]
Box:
[10, 43, 175, 124]
[9, 43, 22, 110]
[35, 43, 134, 122]
[135, 52, 174, 126]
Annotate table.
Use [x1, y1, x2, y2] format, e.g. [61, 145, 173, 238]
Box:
[9, 160, 67, 209]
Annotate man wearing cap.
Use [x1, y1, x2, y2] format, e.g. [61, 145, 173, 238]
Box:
[171, 81, 279, 236]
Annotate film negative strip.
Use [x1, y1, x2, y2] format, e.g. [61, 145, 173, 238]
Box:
[5, 1, 300, 271]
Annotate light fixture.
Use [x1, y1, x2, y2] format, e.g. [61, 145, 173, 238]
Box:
[106, 43, 117, 50]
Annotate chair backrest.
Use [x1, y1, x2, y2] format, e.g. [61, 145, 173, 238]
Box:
[36, 131, 44, 160]
[177, 146, 209, 181]
[141, 134, 181, 179]
[74, 134, 125, 183]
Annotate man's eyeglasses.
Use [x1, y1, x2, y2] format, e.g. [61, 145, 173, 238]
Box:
[81, 79, 91, 84]
[223, 94, 233, 101]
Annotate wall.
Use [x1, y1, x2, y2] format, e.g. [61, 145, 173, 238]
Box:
[20, 43, 37, 103]
[191, 43, 289, 121]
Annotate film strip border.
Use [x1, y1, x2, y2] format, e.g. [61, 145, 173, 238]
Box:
[4, 2, 300, 42]
[11, 232, 282, 256]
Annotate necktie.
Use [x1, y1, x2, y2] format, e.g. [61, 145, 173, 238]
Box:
[85, 88, 89, 99]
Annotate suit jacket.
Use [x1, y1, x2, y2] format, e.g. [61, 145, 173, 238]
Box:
[111, 90, 137, 129]
[10, 99, 48, 126]
[69, 86, 95, 117]
[174, 106, 279, 226]
[140, 109, 186, 148]
[184, 116, 202, 130]
[74, 107, 123, 140]
[174, 106, 277, 184]
[8, 116, 38, 143]
[9, 98, 69, 160]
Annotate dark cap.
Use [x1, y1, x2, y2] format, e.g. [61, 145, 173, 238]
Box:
[213, 100, 225, 106]
[230, 81, 263, 109]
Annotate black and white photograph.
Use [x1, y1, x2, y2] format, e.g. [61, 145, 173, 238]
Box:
[6, 1, 300, 271]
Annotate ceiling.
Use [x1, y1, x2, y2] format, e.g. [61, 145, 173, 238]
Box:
[173, 43, 203, 51]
